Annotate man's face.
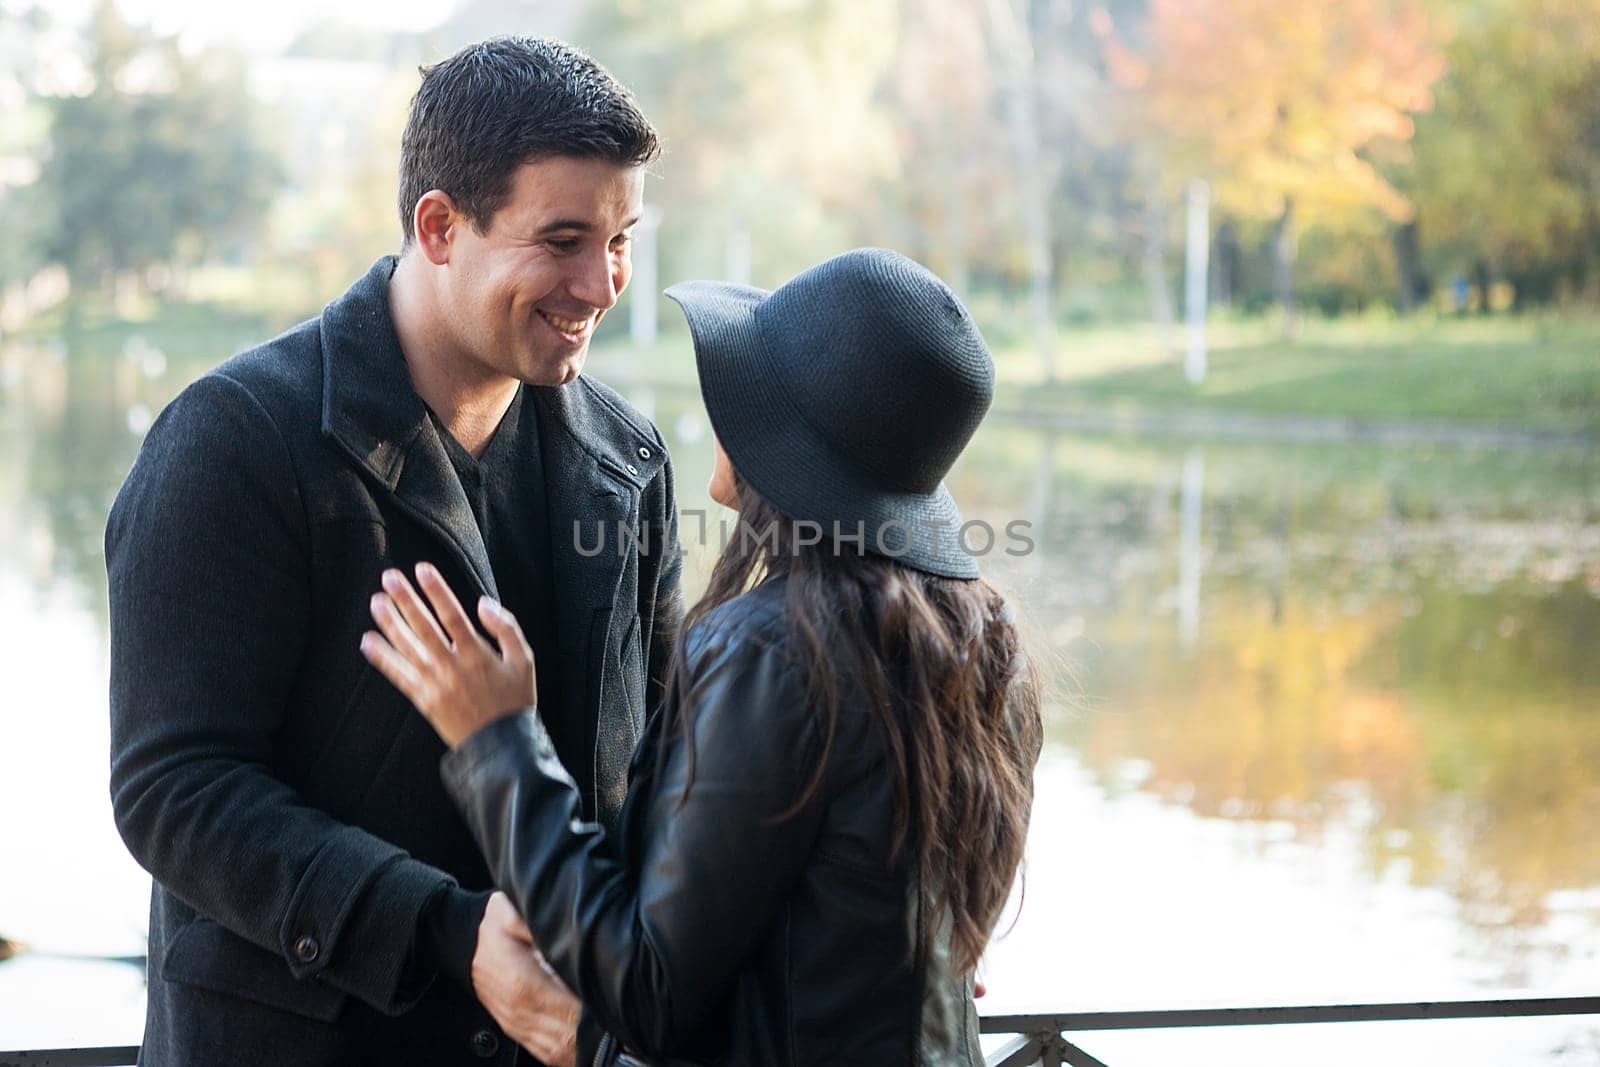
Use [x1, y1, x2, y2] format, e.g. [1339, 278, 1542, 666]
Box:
[442, 156, 644, 387]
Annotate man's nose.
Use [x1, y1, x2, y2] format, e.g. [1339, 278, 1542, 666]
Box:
[568, 247, 620, 311]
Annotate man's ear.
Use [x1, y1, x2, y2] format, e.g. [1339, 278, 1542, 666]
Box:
[411, 190, 459, 266]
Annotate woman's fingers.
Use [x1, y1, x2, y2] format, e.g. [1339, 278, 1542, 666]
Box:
[478, 597, 538, 706]
[416, 562, 485, 652]
[477, 596, 533, 665]
[381, 568, 454, 659]
[362, 565, 535, 743]
[359, 631, 427, 708]
[370, 592, 434, 667]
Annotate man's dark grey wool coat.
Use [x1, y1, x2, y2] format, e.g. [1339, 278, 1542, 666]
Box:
[105, 257, 683, 1065]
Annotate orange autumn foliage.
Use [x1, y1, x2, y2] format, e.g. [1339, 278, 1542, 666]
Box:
[1108, 0, 1445, 226]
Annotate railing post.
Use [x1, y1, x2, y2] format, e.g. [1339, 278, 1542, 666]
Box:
[1057, 1034, 1113, 1067]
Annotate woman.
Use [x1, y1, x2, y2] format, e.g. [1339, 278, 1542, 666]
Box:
[361, 248, 1043, 1065]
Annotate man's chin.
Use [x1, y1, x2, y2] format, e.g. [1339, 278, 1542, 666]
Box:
[554, 354, 586, 385]
[522, 350, 587, 387]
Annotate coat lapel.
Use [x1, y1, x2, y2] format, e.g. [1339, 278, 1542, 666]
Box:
[318, 256, 498, 600]
[530, 383, 633, 655]
[393, 420, 500, 600]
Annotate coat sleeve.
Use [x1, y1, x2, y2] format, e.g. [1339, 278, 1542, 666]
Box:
[441, 624, 827, 1059]
[106, 372, 454, 1015]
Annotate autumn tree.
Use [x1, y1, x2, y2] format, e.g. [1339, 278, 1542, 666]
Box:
[883, 0, 1000, 297]
[580, 0, 900, 287]
[1110, 0, 1444, 329]
[887, 0, 1146, 373]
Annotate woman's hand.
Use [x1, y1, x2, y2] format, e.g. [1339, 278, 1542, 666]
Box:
[360, 562, 536, 747]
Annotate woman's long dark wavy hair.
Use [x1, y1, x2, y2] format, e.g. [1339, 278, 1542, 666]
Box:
[673, 472, 1043, 975]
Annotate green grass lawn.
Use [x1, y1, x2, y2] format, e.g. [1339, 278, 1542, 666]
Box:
[1005, 314, 1600, 432]
[594, 311, 1599, 434]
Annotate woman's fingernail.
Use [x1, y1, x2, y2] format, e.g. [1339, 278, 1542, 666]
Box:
[382, 569, 400, 588]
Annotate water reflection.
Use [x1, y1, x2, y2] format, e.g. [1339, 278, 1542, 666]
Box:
[1, 319, 267, 622]
[2, 327, 1598, 1059]
[959, 424, 1600, 992]
[1178, 447, 1204, 653]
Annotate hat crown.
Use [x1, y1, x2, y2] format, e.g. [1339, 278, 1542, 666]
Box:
[664, 246, 994, 578]
[757, 248, 994, 494]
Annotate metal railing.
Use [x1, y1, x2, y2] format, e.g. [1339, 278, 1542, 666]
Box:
[980, 995, 1600, 1067]
[4, 997, 1599, 1067]
[0, 1052, 139, 1066]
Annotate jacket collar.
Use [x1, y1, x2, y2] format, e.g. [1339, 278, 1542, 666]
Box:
[319, 256, 667, 607]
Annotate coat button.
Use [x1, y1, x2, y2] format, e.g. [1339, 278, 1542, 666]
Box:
[470, 1028, 500, 1058]
[293, 934, 319, 962]
[637, 446, 651, 459]
[625, 463, 639, 476]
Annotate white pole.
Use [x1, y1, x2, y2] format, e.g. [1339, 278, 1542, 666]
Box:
[725, 218, 752, 288]
[629, 205, 663, 347]
[1184, 178, 1210, 385]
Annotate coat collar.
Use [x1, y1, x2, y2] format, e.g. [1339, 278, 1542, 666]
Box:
[319, 256, 667, 608]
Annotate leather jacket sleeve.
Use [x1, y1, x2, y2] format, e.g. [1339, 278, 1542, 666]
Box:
[441, 621, 826, 1060]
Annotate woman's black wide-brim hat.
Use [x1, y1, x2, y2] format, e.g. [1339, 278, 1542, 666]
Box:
[665, 247, 995, 579]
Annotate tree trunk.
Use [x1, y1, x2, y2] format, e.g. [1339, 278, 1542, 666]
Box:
[1212, 219, 1240, 307]
[1142, 177, 1174, 351]
[1391, 219, 1429, 314]
[984, 0, 1056, 379]
[939, 157, 971, 299]
[1183, 178, 1210, 384]
[1273, 198, 1298, 337]
[1474, 258, 1493, 315]
[1586, 209, 1600, 305]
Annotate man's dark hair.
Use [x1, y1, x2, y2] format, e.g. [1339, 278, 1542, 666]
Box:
[397, 36, 659, 243]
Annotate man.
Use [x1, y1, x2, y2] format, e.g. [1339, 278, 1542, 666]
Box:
[106, 37, 682, 1065]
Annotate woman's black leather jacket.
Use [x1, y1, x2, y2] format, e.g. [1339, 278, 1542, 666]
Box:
[441, 577, 986, 1066]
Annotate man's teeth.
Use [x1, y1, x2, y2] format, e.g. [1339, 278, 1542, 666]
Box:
[542, 311, 593, 334]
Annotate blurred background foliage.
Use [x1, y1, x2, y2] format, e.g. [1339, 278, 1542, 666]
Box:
[0, 0, 1596, 401]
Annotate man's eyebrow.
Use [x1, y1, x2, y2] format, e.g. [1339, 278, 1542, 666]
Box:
[534, 218, 596, 235]
[534, 214, 643, 236]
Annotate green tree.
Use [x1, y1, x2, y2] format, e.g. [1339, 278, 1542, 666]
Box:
[31, 1, 282, 294]
[0, 5, 56, 293]
[1406, 0, 1600, 309]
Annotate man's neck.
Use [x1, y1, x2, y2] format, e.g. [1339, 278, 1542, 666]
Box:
[389, 253, 519, 459]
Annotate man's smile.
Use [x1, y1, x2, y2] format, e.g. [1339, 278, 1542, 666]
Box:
[537, 308, 598, 343]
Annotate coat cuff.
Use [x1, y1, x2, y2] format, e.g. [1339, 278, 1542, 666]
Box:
[275, 824, 455, 1016]
[415, 885, 492, 991]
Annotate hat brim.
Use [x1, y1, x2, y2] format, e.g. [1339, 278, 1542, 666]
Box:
[665, 280, 980, 580]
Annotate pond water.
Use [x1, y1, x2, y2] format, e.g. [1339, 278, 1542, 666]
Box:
[1, 321, 1597, 1064]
